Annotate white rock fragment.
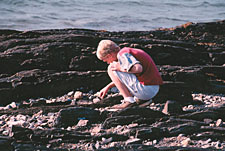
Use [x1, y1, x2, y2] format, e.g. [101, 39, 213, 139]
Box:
[128, 123, 138, 128]
[125, 138, 141, 145]
[2, 130, 9, 136]
[205, 138, 212, 143]
[215, 141, 222, 149]
[216, 119, 223, 127]
[67, 91, 74, 96]
[188, 105, 194, 109]
[7, 120, 25, 127]
[4, 102, 19, 110]
[67, 126, 72, 131]
[209, 123, 215, 127]
[95, 141, 100, 149]
[76, 119, 89, 127]
[93, 98, 101, 104]
[74, 91, 83, 99]
[91, 126, 101, 135]
[46, 99, 56, 104]
[102, 137, 113, 144]
[177, 134, 185, 141]
[153, 140, 157, 144]
[181, 138, 191, 147]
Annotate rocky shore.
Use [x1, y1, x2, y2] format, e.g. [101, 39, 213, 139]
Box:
[0, 20, 224, 150]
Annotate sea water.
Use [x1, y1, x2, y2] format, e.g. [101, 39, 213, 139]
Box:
[0, 0, 225, 31]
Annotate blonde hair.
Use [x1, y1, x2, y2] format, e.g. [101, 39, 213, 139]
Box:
[96, 40, 120, 60]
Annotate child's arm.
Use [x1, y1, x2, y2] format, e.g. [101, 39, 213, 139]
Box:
[99, 82, 115, 99]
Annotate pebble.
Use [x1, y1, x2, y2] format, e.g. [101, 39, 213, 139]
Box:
[153, 140, 157, 144]
[102, 137, 113, 144]
[95, 141, 100, 149]
[93, 98, 101, 104]
[67, 127, 72, 131]
[183, 93, 225, 112]
[209, 123, 215, 127]
[74, 91, 83, 99]
[216, 119, 223, 127]
[76, 119, 89, 127]
[181, 138, 191, 147]
[177, 134, 185, 141]
[125, 138, 141, 145]
[0, 91, 224, 150]
[215, 141, 222, 149]
[67, 91, 74, 96]
[90, 126, 101, 135]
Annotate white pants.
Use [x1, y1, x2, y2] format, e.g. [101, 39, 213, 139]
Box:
[113, 71, 159, 100]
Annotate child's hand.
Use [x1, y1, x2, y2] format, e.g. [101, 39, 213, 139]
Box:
[99, 87, 108, 99]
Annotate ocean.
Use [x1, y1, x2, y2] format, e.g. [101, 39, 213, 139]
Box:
[0, 0, 225, 31]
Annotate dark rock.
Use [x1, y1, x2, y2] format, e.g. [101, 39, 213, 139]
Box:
[54, 107, 101, 127]
[31, 128, 91, 143]
[191, 131, 225, 141]
[153, 81, 194, 104]
[180, 111, 221, 121]
[0, 136, 13, 151]
[98, 144, 159, 151]
[158, 146, 214, 151]
[0, 69, 108, 105]
[162, 100, 183, 115]
[136, 127, 168, 140]
[10, 125, 33, 141]
[0, 20, 225, 105]
[93, 94, 123, 108]
[91, 133, 129, 142]
[0, 20, 225, 150]
[103, 115, 141, 129]
[168, 122, 201, 136]
[115, 107, 166, 118]
[103, 107, 166, 129]
[12, 143, 35, 151]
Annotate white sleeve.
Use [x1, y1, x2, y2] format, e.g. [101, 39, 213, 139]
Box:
[117, 53, 140, 72]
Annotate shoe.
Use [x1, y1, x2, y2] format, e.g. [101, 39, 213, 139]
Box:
[135, 98, 152, 107]
[111, 100, 137, 109]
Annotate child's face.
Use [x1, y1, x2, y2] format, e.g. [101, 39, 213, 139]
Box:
[102, 52, 117, 64]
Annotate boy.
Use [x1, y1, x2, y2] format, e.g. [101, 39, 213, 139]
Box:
[96, 40, 163, 109]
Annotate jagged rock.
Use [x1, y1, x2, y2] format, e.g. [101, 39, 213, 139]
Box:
[91, 133, 129, 142]
[157, 146, 214, 151]
[0, 20, 225, 150]
[0, 20, 225, 105]
[9, 125, 33, 142]
[31, 128, 91, 144]
[0, 69, 108, 105]
[135, 127, 168, 140]
[168, 122, 201, 136]
[162, 100, 183, 115]
[180, 111, 222, 121]
[0, 136, 13, 151]
[115, 107, 166, 118]
[125, 138, 142, 145]
[54, 107, 101, 127]
[103, 115, 141, 129]
[97, 144, 160, 151]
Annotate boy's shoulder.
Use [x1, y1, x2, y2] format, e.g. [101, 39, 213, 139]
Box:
[119, 47, 131, 55]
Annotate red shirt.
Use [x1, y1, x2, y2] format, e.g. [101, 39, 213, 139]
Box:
[118, 47, 163, 85]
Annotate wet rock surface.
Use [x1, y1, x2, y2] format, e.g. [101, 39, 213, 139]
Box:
[0, 20, 224, 150]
